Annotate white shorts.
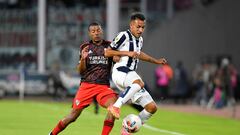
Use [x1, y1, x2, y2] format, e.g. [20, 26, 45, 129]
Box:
[112, 67, 154, 107]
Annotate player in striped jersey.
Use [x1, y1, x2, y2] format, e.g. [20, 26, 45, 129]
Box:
[105, 12, 167, 134]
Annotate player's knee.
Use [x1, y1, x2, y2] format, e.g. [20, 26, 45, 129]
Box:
[104, 97, 117, 108]
[149, 106, 157, 114]
[151, 106, 158, 114]
[139, 82, 145, 89]
[133, 80, 144, 88]
[145, 103, 157, 114]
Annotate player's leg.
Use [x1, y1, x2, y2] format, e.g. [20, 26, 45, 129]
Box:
[133, 89, 157, 124]
[101, 98, 117, 135]
[113, 79, 144, 107]
[96, 85, 118, 135]
[50, 108, 83, 135]
[49, 82, 96, 135]
[139, 101, 157, 123]
[109, 71, 144, 119]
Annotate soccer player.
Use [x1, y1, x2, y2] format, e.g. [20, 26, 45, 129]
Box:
[49, 22, 139, 135]
[106, 12, 167, 134]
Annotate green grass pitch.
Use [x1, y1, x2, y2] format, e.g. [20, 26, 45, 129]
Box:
[0, 100, 239, 135]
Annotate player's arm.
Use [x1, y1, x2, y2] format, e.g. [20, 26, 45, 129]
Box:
[76, 58, 86, 75]
[138, 51, 167, 65]
[104, 48, 139, 58]
[76, 46, 89, 74]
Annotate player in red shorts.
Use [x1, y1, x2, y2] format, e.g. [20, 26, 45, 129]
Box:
[49, 22, 139, 135]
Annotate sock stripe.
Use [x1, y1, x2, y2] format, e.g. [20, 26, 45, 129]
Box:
[102, 120, 114, 135]
[104, 120, 114, 127]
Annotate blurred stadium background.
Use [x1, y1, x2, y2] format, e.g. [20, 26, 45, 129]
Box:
[0, 0, 240, 134]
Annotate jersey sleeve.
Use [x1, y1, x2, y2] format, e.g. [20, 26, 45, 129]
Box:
[110, 32, 127, 50]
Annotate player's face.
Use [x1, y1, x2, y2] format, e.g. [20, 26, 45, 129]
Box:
[130, 19, 145, 38]
[88, 25, 103, 43]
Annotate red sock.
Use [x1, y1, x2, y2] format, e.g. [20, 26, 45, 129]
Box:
[101, 120, 114, 135]
[52, 120, 66, 135]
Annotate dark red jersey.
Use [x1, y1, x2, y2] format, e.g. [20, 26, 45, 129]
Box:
[79, 40, 113, 85]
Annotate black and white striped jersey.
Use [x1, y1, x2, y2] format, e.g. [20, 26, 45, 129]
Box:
[110, 30, 143, 71]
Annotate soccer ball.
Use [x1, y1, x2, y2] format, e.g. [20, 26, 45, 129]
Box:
[122, 114, 142, 133]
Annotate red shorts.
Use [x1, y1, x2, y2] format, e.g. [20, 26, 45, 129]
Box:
[72, 82, 118, 109]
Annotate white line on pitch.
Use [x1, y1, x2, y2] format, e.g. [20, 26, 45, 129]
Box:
[143, 124, 187, 135]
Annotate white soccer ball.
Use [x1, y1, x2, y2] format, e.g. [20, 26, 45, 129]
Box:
[122, 114, 142, 133]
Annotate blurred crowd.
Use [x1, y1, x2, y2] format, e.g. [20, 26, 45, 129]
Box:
[155, 56, 239, 109]
[0, 52, 36, 70]
[192, 57, 238, 108]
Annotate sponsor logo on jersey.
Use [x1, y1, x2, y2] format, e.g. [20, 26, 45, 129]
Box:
[89, 56, 108, 64]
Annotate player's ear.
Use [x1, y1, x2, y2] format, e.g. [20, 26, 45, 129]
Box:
[88, 31, 91, 37]
[100, 28, 104, 35]
[129, 21, 133, 29]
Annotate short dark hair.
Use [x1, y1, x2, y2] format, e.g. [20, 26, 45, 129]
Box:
[88, 22, 101, 31]
[130, 12, 145, 21]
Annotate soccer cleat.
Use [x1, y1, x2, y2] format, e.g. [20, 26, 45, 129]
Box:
[107, 105, 120, 119]
[121, 127, 131, 135]
[48, 132, 53, 135]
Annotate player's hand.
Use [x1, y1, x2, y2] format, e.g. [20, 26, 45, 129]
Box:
[113, 56, 120, 62]
[81, 46, 89, 60]
[128, 52, 140, 59]
[157, 58, 167, 65]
